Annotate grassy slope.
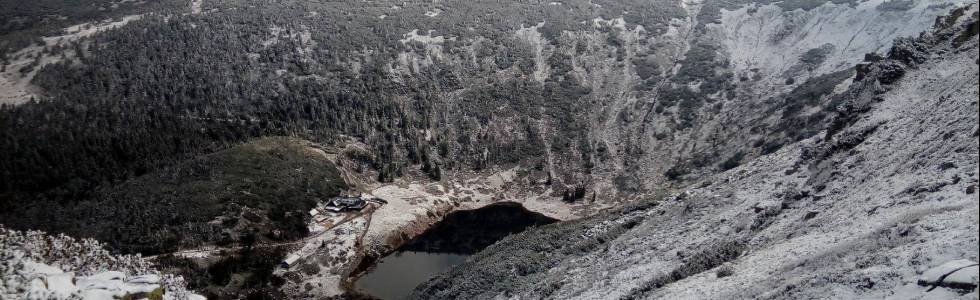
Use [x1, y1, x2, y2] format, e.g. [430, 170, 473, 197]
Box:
[2, 137, 346, 255]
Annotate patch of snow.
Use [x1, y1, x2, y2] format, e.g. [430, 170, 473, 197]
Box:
[276, 216, 368, 298]
[942, 266, 979, 288]
[919, 259, 979, 289]
[424, 9, 442, 17]
[1, 15, 143, 106]
[190, 0, 203, 14]
[514, 22, 550, 82]
[592, 17, 627, 30]
[399, 29, 452, 45]
[393, 29, 457, 74]
[54, 15, 143, 44]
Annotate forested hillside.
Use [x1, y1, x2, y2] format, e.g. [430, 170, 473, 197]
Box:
[0, 0, 185, 55]
[1, 0, 967, 253]
[2, 137, 345, 256]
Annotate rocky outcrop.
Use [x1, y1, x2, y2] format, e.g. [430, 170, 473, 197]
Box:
[0, 227, 203, 300]
[918, 260, 979, 290]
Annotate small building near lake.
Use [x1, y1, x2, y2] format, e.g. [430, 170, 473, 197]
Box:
[322, 196, 368, 212]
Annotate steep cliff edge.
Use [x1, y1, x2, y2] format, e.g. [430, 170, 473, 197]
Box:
[414, 7, 979, 299]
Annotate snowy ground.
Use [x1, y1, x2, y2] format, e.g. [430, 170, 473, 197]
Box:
[0, 227, 203, 300]
[275, 216, 369, 298]
[647, 27, 980, 298]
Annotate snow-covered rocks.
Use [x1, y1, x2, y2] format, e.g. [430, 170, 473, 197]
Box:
[919, 260, 979, 290]
[17, 264, 164, 300]
[1, 227, 204, 300]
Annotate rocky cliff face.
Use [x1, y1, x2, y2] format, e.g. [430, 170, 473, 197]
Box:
[414, 6, 979, 299]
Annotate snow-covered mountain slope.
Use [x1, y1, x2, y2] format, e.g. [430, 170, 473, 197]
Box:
[580, 0, 973, 198]
[413, 8, 979, 299]
[0, 227, 203, 300]
[713, 0, 966, 96]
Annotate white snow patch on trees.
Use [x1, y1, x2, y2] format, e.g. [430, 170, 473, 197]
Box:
[515, 22, 552, 82]
[0, 15, 142, 106]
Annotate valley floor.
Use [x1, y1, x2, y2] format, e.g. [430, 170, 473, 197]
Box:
[271, 152, 593, 298]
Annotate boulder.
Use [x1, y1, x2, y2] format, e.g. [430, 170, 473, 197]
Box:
[941, 265, 980, 290]
[86, 271, 126, 282]
[79, 289, 117, 300]
[918, 259, 979, 290]
[43, 273, 78, 299]
[888, 37, 929, 65]
[127, 274, 161, 285]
